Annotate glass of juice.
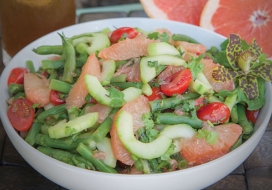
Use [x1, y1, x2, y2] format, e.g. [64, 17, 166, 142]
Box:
[0, 0, 76, 65]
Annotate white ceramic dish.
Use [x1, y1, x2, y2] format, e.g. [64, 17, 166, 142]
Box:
[0, 18, 271, 190]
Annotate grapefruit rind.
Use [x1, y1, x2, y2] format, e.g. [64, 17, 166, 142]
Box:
[140, 0, 168, 20]
[199, 0, 220, 30]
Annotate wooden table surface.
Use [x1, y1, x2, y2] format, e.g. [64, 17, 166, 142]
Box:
[0, 7, 272, 190]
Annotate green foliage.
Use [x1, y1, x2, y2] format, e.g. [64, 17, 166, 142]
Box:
[108, 86, 125, 107]
[147, 31, 170, 43]
[140, 113, 158, 142]
[187, 56, 204, 79]
[211, 34, 272, 100]
[197, 129, 218, 145]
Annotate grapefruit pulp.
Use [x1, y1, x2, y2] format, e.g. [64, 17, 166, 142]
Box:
[200, 0, 272, 57]
[140, 0, 208, 25]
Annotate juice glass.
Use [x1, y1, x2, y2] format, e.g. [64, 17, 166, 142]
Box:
[0, 0, 76, 65]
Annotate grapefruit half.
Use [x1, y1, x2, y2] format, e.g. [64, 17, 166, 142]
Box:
[140, 0, 208, 25]
[200, 0, 272, 57]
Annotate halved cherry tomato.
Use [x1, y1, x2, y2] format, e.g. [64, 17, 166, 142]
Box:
[245, 109, 259, 124]
[160, 69, 192, 96]
[7, 67, 29, 85]
[50, 90, 65, 106]
[110, 27, 138, 44]
[197, 102, 230, 123]
[7, 98, 35, 131]
[146, 87, 163, 101]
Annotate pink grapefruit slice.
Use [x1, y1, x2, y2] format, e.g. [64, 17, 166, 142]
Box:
[200, 0, 272, 57]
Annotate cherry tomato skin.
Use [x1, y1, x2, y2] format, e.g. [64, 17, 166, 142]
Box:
[146, 87, 163, 101]
[7, 67, 29, 85]
[50, 90, 65, 106]
[110, 27, 138, 44]
[197, 102, 230, 123]
[160, 69, 192, 97]
[245, 109, 259, 124]
[7, 98, 35, 132]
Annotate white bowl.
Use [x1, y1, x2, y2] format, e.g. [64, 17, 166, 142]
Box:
[1, 18, 271, 190]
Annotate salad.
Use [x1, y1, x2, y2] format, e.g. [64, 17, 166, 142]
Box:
[6, 26, 272, 174]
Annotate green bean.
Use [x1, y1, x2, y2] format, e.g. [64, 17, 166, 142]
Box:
[76, 143, 118, 173]
[42, 59, 65, 70]
[35, 134, 79, 150]
[171, 153, 188, 169]
[60, 34, 77, 83]
[37, 104, 67, 122]
[92, 117, 112, 142]
[26, 60, 35, 73]
[155, 113, 203, 129]
[8, 84, 24, 95]
[49, 79, 72, 94]
[76, 53, 88, 67]
[37, 146, 95, 170]
[172, 34, 199, 44]
[32, 45, 63, 55]
[149, 93, 200, 112]
[75, 42, 88, 54]
[134, 159, 144, 172]
[25, 121, 43, 146]
[40, 125, 49, 135]
[71, 155, 95, 170]
[237, 103, 254, 135]
[110, 82, 143, 90]
[230, 104, 239, 123]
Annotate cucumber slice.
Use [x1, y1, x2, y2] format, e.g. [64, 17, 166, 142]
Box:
[85, 75, 112, 106]
[142, 83, 152, 96]
[100, 59, 116, 86]
[190, 72, 214, 95]
[123, 87, 142, 102]
[148, 42, 180, 56]
[140, 54, 186, 83]
[115, 111, 197, 160]
[96, 137, 117, 168]
[116, 110, 172, 159]
[85, 75, 142, 107]
[48, 112, 98, 139]
[71, 32, 110, 55]
[160, 124, 196, 139]
[190, 79, 213, 95]
[110, 74, 127, 83]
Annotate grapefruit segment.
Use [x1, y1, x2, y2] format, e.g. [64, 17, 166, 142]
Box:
[110, 95, 150, 166]
[180, 123, 242, 166]
[24, 73, 50, 107]
[114, 58, 141, 82]
[98, 34, 156, 61]
[85, 103, 112, 123]
[200, 0, 272, 57]
[65, 53, 101, 110]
